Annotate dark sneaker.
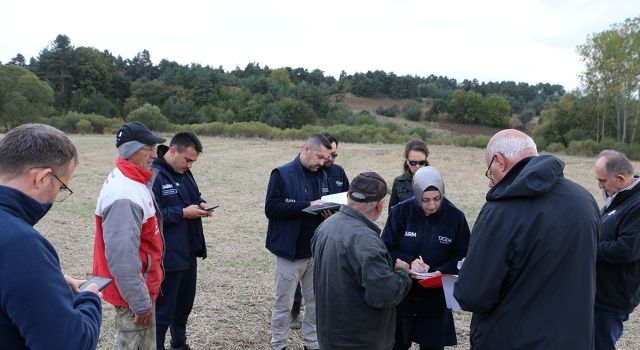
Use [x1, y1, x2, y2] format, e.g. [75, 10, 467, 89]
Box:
[170, 345, 192, 350]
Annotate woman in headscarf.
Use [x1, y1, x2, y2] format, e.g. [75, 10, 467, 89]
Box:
[382, 166, 470, 350]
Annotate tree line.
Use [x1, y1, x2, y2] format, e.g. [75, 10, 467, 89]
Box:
[2, 33, 566, 133]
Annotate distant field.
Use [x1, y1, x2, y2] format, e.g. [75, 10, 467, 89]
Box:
[38, 135, 639, 349]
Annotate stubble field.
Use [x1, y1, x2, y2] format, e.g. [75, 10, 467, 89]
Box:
[38, 135, 639, 349]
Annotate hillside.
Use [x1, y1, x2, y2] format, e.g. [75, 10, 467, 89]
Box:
[337, 93, 503, 137]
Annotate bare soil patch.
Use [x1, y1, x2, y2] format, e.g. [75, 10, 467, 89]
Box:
[37, 135, 638, 349]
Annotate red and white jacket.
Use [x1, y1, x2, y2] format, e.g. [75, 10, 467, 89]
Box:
[93, 158, 164, 313]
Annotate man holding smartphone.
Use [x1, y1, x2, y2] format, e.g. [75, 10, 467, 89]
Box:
[152, 131, 211, 350]
[0, 124, 102, 349]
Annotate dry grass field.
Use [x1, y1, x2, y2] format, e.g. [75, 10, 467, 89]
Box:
[36, 135, 639, 349]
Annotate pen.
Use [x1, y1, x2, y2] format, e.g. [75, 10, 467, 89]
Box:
[419, 255, 428, 273]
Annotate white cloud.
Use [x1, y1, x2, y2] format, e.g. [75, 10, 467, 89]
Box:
[1, 0, 639, 90]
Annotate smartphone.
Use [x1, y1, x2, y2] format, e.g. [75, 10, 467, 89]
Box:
[204, 204, 219, 211]
[79, 276, 112, 292]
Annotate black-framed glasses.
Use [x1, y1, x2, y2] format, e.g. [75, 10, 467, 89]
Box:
[408, 160, 428, 166]
[330, 152, 338, 159]
[51, 174, 73, 202]
[485, 155, 496, 181]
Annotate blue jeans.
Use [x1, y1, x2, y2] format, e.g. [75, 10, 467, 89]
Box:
[594, 307, 629, 350]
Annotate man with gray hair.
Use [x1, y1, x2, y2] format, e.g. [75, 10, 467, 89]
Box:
[93, 121, 166, 349]
[312, 172, 412, 350]
[0, 124, 102, 349]
[265, 134, 333, 350]
[454, 129, 600, 349]
[593, 150, 640, 350]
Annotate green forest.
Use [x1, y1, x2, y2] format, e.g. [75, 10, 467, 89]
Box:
[1, 15, 639, 157]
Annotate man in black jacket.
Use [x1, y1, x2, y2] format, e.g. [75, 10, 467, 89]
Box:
[594, 150, 640, 350]
[454, 129, 600, 350]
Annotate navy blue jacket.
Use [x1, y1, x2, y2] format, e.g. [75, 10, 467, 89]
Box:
[596, 176, 640, 314]
[0, 185, 102, 349]
[382, 197, 470, 315]
[265, 156, 324, 260]
[153, 145, 207, 271]
[321, 164, 349, 196]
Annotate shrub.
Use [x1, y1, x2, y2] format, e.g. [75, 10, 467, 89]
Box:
[48, 112, 123, 134]
[566, 139, 597, 156]
[376, 105, 399, 117]
[75, 119, 93, 134]
[545, 142, 565, 153]
[403, 101, 422, 121]
[126, 103, 170, 131]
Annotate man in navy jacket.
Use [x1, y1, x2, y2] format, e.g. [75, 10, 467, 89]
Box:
[290, 132, 350, 328]
[153, 132, 211, 350]
[265, 134, 333, 350]
[0, 124, 102, 349]
[594, 150, 640, 350]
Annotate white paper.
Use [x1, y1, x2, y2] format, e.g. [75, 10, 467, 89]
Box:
[442, 275, 461, 311]
[321, 191, 348, 205]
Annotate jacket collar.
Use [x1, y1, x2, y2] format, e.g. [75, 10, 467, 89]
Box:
[116, 157, 153, 184]
[338, 205, 381, 235]
[0, 185, 49, 226]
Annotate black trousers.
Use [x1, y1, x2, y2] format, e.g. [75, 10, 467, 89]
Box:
[156, 260, 197, 350]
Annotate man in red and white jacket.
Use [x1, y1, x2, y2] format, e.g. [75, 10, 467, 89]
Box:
[93, 121, 166, 349]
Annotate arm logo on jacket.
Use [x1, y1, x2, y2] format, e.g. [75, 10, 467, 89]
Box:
[404, 231, 417, 237]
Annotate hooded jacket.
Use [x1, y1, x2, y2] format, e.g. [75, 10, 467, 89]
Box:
[596, 176, 640, 314]
[152, 145, 207, 271]
[0, 185, 101, 349]
[454, 155, 600, 350]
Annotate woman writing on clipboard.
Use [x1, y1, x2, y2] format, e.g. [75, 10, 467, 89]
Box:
[382, 166, 470, 350]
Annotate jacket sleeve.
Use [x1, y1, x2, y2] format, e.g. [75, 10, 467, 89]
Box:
[381, 208, 414, 263]
[358, 239, 412, 308]
[434, 212, 471, 274]
[152, 174, 184, 225]
[454, 206, 512, 313]
[101, 198, 151, 314]
[598, 204, 640, 263]
[388, 178, 400, 213]
[265, 169, 309, 219]
[0, 233, 101, 349]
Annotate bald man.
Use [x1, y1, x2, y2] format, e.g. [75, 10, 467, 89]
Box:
[454, 129, 600, 350]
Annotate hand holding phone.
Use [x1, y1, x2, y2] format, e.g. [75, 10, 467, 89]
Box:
[79, 276, 112, 292]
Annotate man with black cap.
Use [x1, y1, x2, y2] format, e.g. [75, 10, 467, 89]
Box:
[93, 121, 166, 349]
[312, 172, 412, 350]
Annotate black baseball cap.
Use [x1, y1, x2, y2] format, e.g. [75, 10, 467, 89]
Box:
[348, 172, 388, 203]
[115, 122, 166, 147]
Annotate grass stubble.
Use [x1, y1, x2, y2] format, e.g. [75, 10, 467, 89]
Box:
[37, 135, 638, 349]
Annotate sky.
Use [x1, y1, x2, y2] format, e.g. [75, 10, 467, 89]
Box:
[1, 0, 639, 91]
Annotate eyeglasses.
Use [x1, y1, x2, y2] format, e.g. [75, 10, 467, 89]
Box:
[51, 174, 73, 202]
[408, 160, 428, 166]
[330, 152, 338, 159]
[485, 155, 496, 181]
